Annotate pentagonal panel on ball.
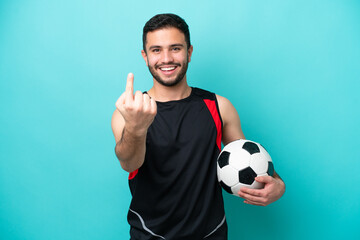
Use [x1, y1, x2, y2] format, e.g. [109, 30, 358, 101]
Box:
[217, 151, 230, 168]
[219, 165, 239, 187]
[242, 141, 260, 155]
[238, 167, 257, 185]
[267, 161, 274, 176]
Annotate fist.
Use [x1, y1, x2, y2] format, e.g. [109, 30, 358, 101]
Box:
[115, 73, 157, 136]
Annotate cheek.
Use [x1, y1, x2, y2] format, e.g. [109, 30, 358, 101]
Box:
[172, 53, 187, 64]
[181, 52, 190, 63]
[147, 56, 160, 67]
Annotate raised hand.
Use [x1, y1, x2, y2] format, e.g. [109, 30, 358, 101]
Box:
[115, 73, 157, 136]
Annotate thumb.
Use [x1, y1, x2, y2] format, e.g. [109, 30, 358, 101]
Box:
[255, 175, 273, 184]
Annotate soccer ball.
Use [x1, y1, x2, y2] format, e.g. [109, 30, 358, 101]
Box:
[217, 139, 274, 196]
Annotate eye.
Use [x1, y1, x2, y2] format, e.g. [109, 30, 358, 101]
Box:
[172, 47, 181, 51]
[152, 48, 160, 53]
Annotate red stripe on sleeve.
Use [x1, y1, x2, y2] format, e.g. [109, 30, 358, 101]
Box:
[203, 99, 222, 151]
[128, 169, 138, 180]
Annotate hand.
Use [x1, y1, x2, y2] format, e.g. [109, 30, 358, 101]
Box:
[115, 73, 157, 136]
[238, 175, 285, 206]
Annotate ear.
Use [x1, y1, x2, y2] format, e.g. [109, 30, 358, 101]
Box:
[187, 45, 193, 63]
[141, 50, 148, 66]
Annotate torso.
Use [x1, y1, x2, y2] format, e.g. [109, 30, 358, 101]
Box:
[127, 87, 227, 240]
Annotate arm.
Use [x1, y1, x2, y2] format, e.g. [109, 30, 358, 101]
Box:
[111, 73, 157, 173]
[111, 109, 147, 173]
[217, 95, 285, 206]
[217, 94, 245, 145]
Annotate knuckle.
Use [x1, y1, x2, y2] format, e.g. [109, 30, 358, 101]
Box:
[259, 198, 267, 204]
[134, 93, 144, 103]
[115, 97, 124, 108]
[150, 109, 157, 116]
[142, 107, 150, 115]
[116, 104, 123, 112]
[124, 103, 134, 111]
[133, 105, 142, 113]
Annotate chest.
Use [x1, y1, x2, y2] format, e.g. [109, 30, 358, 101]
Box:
[147, 100, 216, 149]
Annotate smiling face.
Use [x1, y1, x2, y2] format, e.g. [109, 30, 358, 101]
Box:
[141, 27, 193, 87]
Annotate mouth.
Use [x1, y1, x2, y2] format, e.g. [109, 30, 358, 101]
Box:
[160, 66, 176, 71]
[158, 65, 179, 75]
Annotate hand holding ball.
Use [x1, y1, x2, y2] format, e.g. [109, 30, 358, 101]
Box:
[217, 139, 274, 196]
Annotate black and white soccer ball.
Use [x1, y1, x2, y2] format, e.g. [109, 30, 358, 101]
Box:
[217, 139, 274, 196]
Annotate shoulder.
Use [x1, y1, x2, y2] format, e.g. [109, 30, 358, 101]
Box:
[190, 88, 231, 107]
[190, 88, 237, 122]
[191, 87, 216, 100]
[215, 94, 245, 145]
[216, 94, 235, 116]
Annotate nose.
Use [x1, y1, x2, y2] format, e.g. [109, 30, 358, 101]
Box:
[161, 50, 174, 63]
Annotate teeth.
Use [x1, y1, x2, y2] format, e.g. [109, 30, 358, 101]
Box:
[160, 67, 176, 71]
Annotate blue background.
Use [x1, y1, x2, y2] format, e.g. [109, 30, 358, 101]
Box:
[1, 0, 359, 239]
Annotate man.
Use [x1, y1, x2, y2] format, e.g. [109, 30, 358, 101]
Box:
[111, 14, 285, 240]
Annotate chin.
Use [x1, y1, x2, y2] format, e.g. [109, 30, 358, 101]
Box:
[149, 63, 188, 87]
[155, 77, 183, 87]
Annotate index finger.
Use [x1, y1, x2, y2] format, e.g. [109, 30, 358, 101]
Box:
[125, 73, 134, 94]
[239, 187, 263, 197]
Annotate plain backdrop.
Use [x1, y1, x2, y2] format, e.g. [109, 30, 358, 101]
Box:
[1, 0, 359, 239]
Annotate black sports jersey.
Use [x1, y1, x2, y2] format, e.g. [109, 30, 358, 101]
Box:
[127, 88, 227, 240]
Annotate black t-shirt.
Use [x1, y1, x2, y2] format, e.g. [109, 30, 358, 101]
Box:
[127, 88, 227, 240]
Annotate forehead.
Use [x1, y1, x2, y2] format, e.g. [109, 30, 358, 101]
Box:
[145, 27, 186, 48]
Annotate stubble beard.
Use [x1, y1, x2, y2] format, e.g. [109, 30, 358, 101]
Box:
[147, 56, 189, 87]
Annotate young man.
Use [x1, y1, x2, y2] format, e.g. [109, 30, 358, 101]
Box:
[111, 14, 285, 240]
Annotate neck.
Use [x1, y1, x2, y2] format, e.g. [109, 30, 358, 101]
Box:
[148, 77, 191, 102]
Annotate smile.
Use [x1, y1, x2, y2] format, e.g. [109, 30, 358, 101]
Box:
[159, 66, 177, 71]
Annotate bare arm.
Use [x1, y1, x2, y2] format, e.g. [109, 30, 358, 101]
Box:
[111, 73, 157, 173]
[217, 94, 245, 145]
[217, 94, 285, 205]
[111, 109, 147, 173]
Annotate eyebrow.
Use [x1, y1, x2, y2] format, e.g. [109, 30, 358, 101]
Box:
[169, 44, 184, 48]
[149, 43, 185, 50]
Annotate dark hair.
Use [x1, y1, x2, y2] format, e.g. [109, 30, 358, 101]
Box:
[142, 13, 191, 52]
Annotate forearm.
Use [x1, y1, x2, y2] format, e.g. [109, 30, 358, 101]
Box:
[273, 171, 286, 193]
[273, 171, 283, 181]
[115, 127, 147, 173]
